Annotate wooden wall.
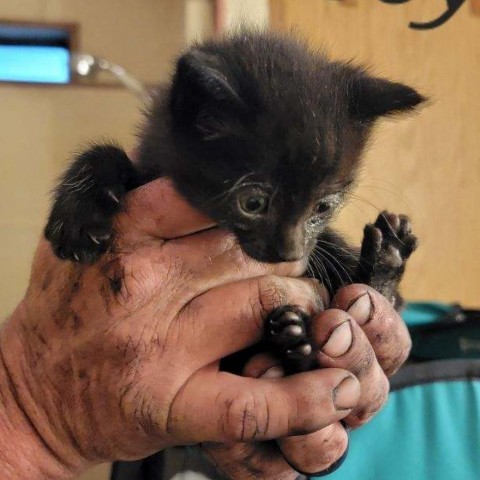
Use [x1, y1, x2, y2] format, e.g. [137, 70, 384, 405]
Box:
[270, 0, 480, 306]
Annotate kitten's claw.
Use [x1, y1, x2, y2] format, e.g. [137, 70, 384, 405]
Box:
[89, 234, 101, 245]
[89, 232, 111, 245]
[107, 189, 120, 204]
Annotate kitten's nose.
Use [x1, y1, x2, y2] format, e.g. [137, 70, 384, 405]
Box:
[276, 226, 305, 262]
[276, 247, 304, 262]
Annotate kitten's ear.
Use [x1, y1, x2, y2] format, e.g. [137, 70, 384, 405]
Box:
[170, 49, 243, 136]
[350, 73, 426, 121]
[177, 50, 241, 103]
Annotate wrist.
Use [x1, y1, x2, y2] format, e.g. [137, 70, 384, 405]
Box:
[0, 303, 87, 480]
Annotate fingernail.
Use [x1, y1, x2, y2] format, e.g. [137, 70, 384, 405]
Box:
[261, 366, 285, 378]
[322, 321, 353, 358]
[347, 293, 372, 325]
[333, 376, 360, 411]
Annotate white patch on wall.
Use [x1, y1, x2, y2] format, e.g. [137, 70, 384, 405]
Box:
[221, 0, 270, 31]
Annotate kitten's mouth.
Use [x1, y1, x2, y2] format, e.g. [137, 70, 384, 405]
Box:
[240, 242, 307, 264]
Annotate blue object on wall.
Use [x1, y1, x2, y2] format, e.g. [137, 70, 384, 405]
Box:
[0, 45, 70, 84]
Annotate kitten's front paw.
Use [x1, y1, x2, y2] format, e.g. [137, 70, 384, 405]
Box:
[265, 306, 315, 373]
[44, 184, 124, 263]
[45, 216, 113, 264]
[360, 211, 418, 290]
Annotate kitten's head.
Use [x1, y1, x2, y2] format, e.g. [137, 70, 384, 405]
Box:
[164, 31, 424, 262]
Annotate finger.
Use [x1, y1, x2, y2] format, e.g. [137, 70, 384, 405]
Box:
[309, 308, 390, 428]
[113, 214, 309, 308]
[242, 352, 284, 379]
[243, 354, 349, 477]
[279, 423, 348, 476]
[167, 365, 360, 444]
[98, 224, 311, 318]
[161, 227, 309, 292]
[178, 276, 328, 364]
[333, 284, 412, 375]
[114, 178, 214, 242]
[202, 442, 297, 480]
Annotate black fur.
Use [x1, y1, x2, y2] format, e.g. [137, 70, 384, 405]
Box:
[44, 31, 424, 372]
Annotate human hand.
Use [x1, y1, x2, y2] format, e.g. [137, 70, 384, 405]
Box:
[202, 285, 411, 479]
[0, 179, 361, 480]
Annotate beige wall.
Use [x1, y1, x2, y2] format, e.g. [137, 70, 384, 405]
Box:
[0, 0, 186, 321]
[271, 0, 480, 306]
[0, 1, 186, 478]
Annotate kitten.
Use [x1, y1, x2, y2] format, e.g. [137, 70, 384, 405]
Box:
[44, 31, 423, 372]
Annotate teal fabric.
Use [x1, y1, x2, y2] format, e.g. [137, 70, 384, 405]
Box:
[314, 381, 480, 480]
[402, 302, 453, 327]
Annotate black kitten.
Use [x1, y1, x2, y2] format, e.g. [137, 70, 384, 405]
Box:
[45, 31, 423, 372]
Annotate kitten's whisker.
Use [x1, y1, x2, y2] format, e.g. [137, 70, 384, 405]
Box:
[314, 250, 340, 292]
[359, 181, 411, 206]
[316, 239, 359, 263]
[346, 193, 382, 213]
[314, 245, 353, 287]
[308, 251, 332, 293]
[314, 250, 342, 291]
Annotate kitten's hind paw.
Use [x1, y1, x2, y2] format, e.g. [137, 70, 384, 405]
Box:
[265, 306, 315, 373]
[359, 211, 418, 298]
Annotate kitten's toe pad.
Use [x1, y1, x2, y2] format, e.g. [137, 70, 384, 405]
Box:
[265, 306, 316, 373]
[286, 342, 313, 358]
[265, 306, 309, 349]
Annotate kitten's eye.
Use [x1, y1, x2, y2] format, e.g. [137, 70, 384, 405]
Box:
[238, 192, 269, 216]
[316, 201, 331, 215]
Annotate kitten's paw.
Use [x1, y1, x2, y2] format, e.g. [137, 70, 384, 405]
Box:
[45, 222, 112, 263]
[265, 306, 315, 373]
[44, 184, 124, 263]
[44, 144, 135, 264]
[360, 211, 418, 286]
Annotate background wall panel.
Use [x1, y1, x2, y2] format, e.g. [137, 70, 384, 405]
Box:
[0, 0, 185, 321]
[270, 0, 480, 306]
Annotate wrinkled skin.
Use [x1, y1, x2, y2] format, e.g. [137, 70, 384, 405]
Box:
[0, 179, 411, 480]
[203, 284, 412, 479]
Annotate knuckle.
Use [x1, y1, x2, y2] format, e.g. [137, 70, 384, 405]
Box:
[256, 275, 290, 315]
[114, 329, 150, 362]
[384, 334, 412, 376]
[289, 425, 348, 474]
[349, 375, 389, 427]
[350, 346, 376, 378]
[301, 277, 327, 310]
[317, 437, 348, 471]
[223, 393, 266, 442]
[372, 320, 412, 376]
[103, 256, 150, 310]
